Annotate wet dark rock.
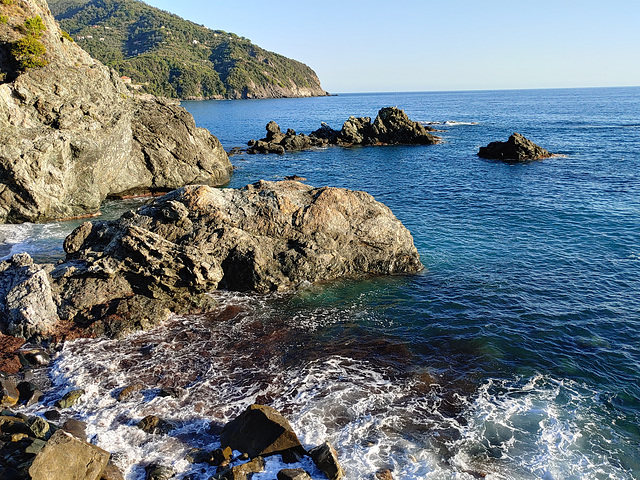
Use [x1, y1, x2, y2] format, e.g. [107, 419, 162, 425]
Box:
[62, 418, 87, 441]
[137, 415, 174, 435]
[281, 448, 304, 464]
[374, 468, 394, 480]
[0, 413, 31, 436]
[478, 133, 552, 161]
[145, 464, 176, 480]
[284, 175, 307, 181]
[1, 378, 20, 408]
[55, 389, 85, 409]
[215, 456, 265, 480]
[17, 382, 43, 407]
[158, 387, 185, 399]
[28, 430, 110, 480]
[43, 410, 61, 422]
[277, 468, 312, 480]
[221, 404, 305, 459]
[209, 446, 234, 466]
[185, 448, 209, 464]
[309, 442, 344, 480]
[117, 383, 144, 402]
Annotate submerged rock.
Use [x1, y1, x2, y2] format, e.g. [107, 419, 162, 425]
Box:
[0, 0, 232, 224]
[478, 133, 552, 161]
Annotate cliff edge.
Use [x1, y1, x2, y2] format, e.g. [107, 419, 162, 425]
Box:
[0, 0, 232, 223]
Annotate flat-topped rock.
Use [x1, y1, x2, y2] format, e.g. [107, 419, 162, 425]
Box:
[478, 133, 552, 161]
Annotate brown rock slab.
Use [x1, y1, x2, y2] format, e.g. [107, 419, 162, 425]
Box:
[220, 404, 305, 459]
[28, 430, 110, 480]
[277, 468, 312, 480]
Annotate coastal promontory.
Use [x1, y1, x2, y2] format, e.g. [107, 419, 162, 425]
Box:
[47, 0, 329, 100]
[0, 0, 233, 223]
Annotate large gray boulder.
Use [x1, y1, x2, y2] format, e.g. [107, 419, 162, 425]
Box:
[0, 0, 232, 223]
[0, 180, 423, 340]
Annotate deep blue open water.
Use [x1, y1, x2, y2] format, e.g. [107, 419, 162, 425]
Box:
[6, 88, 640, 479]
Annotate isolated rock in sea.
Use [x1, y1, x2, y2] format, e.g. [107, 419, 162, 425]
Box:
[220, 404, 305, 459]
[28, 430, 110, 480]
[0, 180, 422, 340]
[478, 133, 552, 161]
[248, 107, 439, 154]
[0, 0, 232, 223]
[248, 121, 328, 154]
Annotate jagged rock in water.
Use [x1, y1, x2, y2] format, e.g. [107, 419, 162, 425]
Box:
[0, 180, 422, 341]
[249, 107, 439, 154]
[309, 441, 344, 480]
[478, 133, 552, 161]
[248, 121, 328, 154]
[0, 0, 232, 223]
[220, 404, 305, 459]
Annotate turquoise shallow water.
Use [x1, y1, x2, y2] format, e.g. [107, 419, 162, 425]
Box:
[7, 88, 640, 478]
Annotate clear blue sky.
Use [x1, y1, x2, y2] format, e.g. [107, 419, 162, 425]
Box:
[143, 0, 640, 93]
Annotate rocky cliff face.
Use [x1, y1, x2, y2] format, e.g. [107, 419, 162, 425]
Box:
[0, 0, 232, 223]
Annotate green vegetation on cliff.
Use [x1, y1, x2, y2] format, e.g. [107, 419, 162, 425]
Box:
[48, 0, 327, 99]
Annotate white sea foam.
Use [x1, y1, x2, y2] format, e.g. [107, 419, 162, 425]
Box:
[28, 293, 638, 480]
[421, 121, 479, 126]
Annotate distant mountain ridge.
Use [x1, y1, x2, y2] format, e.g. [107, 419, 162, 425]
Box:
[48, 0, 328, 99]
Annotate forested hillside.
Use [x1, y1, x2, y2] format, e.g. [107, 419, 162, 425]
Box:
[48, 0, 328, 99]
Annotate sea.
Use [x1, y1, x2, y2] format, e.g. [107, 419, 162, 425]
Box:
[2, 87, 639, 479]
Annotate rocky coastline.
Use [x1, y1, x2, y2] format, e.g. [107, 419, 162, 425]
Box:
[0, 179, 423, 479]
